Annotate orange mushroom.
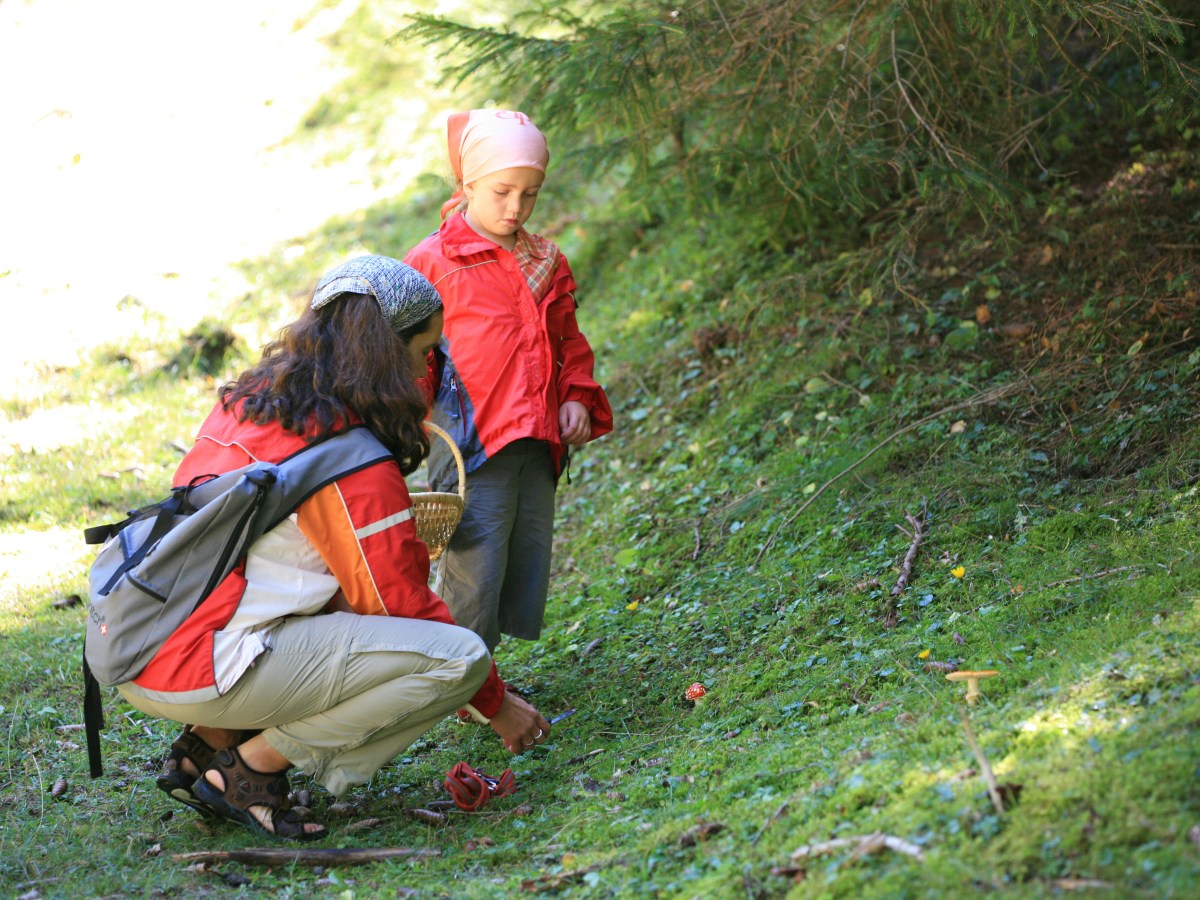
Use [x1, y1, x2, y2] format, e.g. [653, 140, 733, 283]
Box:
[945, 670, 999, 705]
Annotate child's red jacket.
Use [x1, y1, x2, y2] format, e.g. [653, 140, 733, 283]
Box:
[405, 213, 613, 478]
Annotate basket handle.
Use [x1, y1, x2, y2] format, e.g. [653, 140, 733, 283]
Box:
[425, 421, 466, 501]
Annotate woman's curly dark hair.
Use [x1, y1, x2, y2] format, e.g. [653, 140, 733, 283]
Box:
[219, 293, 434, 475]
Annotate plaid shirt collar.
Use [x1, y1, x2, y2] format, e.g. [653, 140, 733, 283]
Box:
[512, 228, 559, 302]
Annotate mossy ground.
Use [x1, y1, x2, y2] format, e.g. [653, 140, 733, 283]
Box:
[2, 79, 1198, 900]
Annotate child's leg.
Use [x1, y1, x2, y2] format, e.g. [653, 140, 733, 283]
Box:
[497, 441, 556, 641]
[436, 443, 526, 650]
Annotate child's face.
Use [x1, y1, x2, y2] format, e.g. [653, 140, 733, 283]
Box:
[463, 166, 545, 247]
[407, 310, 443, 378]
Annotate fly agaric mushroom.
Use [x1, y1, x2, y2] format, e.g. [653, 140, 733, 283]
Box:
[946, 670, 999, 705]
[685, 683, 707, 705]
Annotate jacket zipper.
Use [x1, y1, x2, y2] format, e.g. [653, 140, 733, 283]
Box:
[449, 376, 468, 441]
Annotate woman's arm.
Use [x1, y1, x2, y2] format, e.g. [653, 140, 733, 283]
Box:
[295, 465, 508, 716]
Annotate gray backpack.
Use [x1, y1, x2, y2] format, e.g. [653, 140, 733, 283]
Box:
[82, 426, 393, 776]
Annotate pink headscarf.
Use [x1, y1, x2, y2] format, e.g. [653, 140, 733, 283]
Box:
[440, 109, 550, 219]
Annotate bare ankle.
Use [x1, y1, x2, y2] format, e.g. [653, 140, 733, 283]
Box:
[190, 726, 243, 750]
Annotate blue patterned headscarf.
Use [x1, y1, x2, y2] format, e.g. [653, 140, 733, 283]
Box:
[311, 255, 442, 333]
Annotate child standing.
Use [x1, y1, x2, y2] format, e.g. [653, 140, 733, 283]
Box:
[404, 108, 613, 655]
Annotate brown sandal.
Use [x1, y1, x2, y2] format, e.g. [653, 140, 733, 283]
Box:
[156, 727, 219, 815]
[192, 747, 325, 841]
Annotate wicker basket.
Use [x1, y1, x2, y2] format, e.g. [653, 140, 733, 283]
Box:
[410, 421, 466, 561]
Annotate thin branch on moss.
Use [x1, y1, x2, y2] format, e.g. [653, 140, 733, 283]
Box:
[890, 500, 928, 600]
[961, 714, 1006, 816]
[1044, 565, 1146, 588]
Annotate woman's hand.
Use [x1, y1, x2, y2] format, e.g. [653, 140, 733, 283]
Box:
[489, 691, 551, 754]
[559, 401, 592, 446]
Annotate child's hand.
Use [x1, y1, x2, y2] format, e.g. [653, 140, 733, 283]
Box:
[559, 401, 592, 446]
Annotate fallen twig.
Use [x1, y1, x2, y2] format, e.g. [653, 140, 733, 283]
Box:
[884, 501, 927, 627]
[961, 715, 1005, 816]
[750, 801, 789, 846]
[1045, 565, 1144, 588]
[563, 748, 605, 766]
[170, 847, 438, 868]
[891, 501, 928, 597]
[755, 382, 1022, 565]
[791, 831, 925, 863]
[692, 520, 703, 561]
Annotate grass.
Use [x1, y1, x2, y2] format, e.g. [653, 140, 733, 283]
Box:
[3, 81, 1199, 900]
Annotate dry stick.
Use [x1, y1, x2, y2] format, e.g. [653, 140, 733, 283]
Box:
[890, 27, 959, 167]
[692, 519, 703, 561]
[1045, 565, 1144, 588]
[884, 501, 927, 627]
[790, 832, 925, 863]
[960, 715, 1006, 816]
[172, 847, 438, 868]
[750, 801, 789, 846]
[891, 501, 928, 597]
[755, 383, 1022, 565]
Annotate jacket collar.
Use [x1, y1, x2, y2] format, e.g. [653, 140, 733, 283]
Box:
[439, 212, 552, 260]
[439, 212, 502, 257]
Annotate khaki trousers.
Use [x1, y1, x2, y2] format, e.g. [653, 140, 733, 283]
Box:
[120, 612, 491, 797]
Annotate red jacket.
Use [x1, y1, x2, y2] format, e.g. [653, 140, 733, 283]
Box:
[124, 402, 506, 718]
[405, 213, 613, 476]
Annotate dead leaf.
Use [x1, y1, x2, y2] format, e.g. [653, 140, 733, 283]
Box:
[997, 322, 1033, 339]
[949, 420, 966, 435]
[770, 864, 807, 883]
[996, 782, 1024, 805]
[679, 821, 725, 847]
[521, 864, 603, 892]
[975, 304, 992, 325]
[576, 776, 602, 793]
[1039, 245, 1055, 265]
